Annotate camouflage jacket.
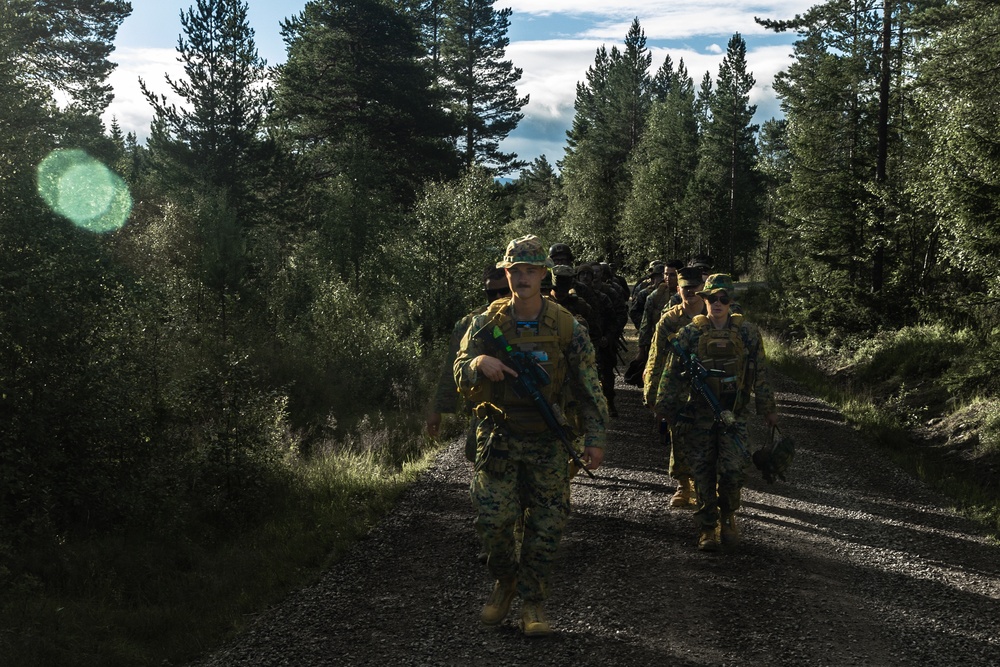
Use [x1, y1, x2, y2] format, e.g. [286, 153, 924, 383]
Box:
[654, 314, 776, 421]
[642, 301, 706, 407]
[637, 283, 675, 349]
[454, 300, 609, 449]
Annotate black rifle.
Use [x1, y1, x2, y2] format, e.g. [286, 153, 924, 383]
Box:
[474, 322, 596, 479]
[669, 338, 750, 460]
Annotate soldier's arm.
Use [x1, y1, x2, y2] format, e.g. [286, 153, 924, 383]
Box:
[643, 311, 675, 408]
[454, 315, 491, 392]
[653, 326, 693, 418]
[565, 319, 609, 451]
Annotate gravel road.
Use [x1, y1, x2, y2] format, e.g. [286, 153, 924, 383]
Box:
[194, 373, 1000, 666]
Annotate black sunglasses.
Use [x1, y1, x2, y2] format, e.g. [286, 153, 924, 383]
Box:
[704, 294, 731, 305]
[486, 287, 512, 301]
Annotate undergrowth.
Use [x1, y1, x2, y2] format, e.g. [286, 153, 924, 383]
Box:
[0, 417, 439, 667]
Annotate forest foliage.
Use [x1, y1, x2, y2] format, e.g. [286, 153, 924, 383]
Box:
[4, 0, 1000, 570]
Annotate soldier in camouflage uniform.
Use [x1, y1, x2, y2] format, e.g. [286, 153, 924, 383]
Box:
[655, 274, 779, 552]
[586, 262, 627, 417]
[426, 266, 511, 453]
[636, 260, 682, 361]
[548, 264, 598, 342]
[643, 266, 707, 506]
[455, 235, 608, 637]
[629, 262, 664, 329]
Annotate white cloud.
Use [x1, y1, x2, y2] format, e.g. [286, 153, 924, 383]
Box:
[103, 47, 185, 139]
[503, 38, 795, 170]
[502, 0, 815, 26]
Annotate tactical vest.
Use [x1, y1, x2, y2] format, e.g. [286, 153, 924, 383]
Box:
[691, 314, 747, 412]
[480, 298, 575, 435]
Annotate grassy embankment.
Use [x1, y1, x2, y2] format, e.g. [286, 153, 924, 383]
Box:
[740, 285, 1000, 540]
[0, 412, 460, 667]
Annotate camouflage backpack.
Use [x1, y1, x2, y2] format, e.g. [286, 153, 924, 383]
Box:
[752, 425, 795, 484]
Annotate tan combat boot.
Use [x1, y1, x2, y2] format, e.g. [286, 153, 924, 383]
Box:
[520, 601, 553, 637]
[670, 476, 693, 508]
[697, 524, 720, 552]
[720, 514, 740, 547]
[480, 577, 517, 625]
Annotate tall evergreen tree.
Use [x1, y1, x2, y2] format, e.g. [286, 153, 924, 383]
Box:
[620, 59, 698, 266]
[141, 0, 271, 212]
[561, 19, 652, 262]
[439, 0, 528, 175]
[274, 0, 460, 283]
[687, 34, 762, 274]
[507, 154, 564, 237]
[760, 1, 885, 301]
[914, 0, 1000, 298]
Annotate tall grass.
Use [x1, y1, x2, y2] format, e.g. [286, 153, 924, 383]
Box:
[0, 427, 438, 667]
[761, 328, 1000, 540]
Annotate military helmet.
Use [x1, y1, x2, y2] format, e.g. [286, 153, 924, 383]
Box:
[548, 243, 574, 261]
[497, 235, 555, 268]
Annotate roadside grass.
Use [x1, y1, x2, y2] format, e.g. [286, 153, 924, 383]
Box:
[0, 424, 440, 667]
[762, 329, 1000, 540]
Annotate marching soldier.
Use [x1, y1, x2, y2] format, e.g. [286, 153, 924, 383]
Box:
[655, 274, 779, 552]
[455, 235, 608, 636]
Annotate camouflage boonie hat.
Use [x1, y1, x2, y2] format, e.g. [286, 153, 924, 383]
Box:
[697, 273, 734, 297]
[497, 234, 555, 269]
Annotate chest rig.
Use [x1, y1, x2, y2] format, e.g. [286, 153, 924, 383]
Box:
[484, 298, 573, 435]
[691, 314, 747, 412]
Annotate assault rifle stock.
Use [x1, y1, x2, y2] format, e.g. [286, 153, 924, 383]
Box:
[474, 322, 596, 479]
[669, 338, 750, 460]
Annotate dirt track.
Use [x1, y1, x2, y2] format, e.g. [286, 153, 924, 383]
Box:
[194, 372, 1000, 666]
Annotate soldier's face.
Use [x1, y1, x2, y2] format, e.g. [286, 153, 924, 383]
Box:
[506, 264, 546, 300]
[680, 283, 703, 307]
[666, 270, 678, 291]
[705, 291, 732, 320]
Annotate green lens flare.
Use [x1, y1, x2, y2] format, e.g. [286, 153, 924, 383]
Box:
[37, 149, 132, 233]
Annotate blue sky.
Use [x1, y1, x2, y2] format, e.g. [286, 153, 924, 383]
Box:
[106, 1, 815, 171]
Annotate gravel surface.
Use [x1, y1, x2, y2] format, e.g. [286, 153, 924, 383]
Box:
[193, 373, 1000, 666]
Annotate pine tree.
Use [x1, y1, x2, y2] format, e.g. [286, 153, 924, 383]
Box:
[561, 19, 653, 262]
[141, 0, 270, 211]
[508, 154, 564, 237]
[274, 0, 460, 283]
[439, 0, 528, 175]
[620, 59, 698, 266]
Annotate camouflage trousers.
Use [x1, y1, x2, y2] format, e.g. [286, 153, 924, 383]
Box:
[686, 414, 751, 529]
[596, 346, 616, 403]
[471, 429, 571, 602]
[667, 428, 694, 480]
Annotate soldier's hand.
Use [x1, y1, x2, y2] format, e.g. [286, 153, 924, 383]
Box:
[764, 412, 779, 429]
[425, 412, 442, 439]
[473, 355, 517, 382]
[582, 446, 604, 471]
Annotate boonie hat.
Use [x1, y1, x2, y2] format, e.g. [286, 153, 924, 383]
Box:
[498, 235, 556, 269]
[677, 266, 705, 287]
[696, 273, 735, 297]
